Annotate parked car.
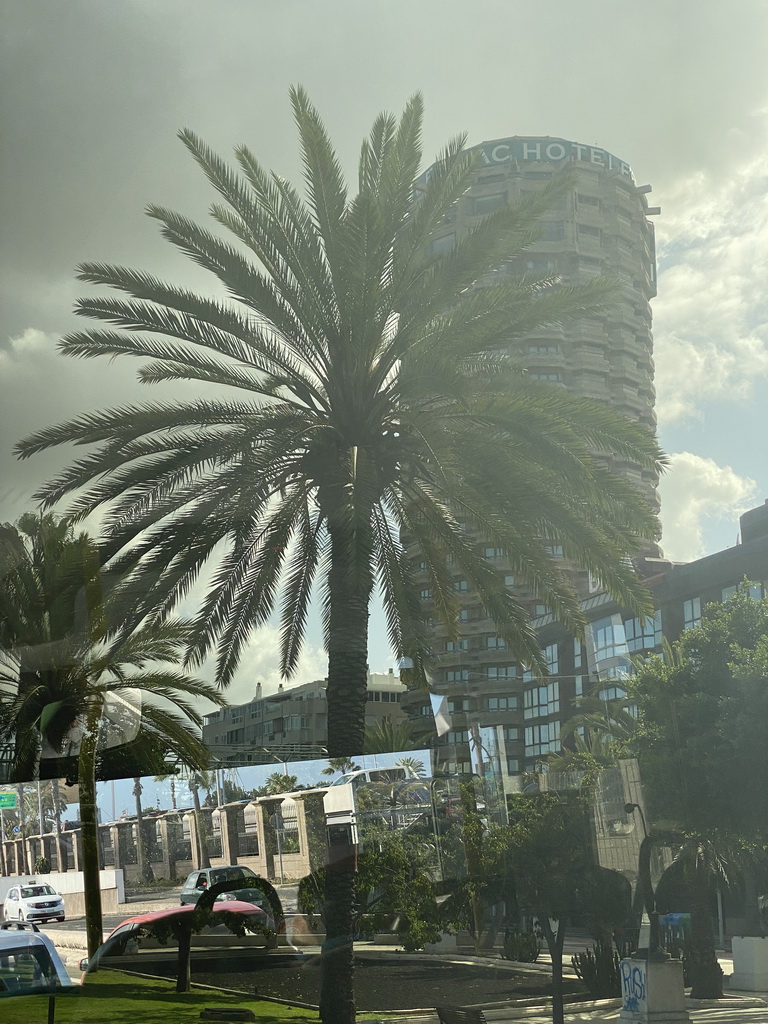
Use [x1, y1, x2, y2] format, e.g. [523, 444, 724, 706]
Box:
[214, 887, 281, 933]
[2, 882, 65, 924]
[0, 921, 72, 996]
[179, 865, 257, 905]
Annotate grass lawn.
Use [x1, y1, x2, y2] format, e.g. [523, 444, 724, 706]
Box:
[1, 971, 320, 1024]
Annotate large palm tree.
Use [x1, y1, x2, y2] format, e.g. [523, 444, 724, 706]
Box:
[16, 89, 664, 1021]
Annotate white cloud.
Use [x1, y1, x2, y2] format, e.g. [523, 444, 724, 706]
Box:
[658, 452, 757, 562]
[654, 152, 768, 424]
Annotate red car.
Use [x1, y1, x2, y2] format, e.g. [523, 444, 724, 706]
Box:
[80, 900, 278, 981]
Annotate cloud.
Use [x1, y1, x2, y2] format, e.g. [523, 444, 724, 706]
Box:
[658, 452, 757, 561]
[653, 152, 768, 424]
[207, 625, 327, 708]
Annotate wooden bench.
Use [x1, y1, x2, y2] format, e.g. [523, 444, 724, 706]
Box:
[435, 1007, 488, 1024]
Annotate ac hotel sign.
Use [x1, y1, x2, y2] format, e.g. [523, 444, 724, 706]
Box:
[472, 136, 634, 179]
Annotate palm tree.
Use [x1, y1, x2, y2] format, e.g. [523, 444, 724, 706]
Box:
[187, 768, 216, 869]
[0, 513, 97, 781]
[364, 716, 422, 754]
[321, 757, 362, 778]
[5, 618, 224, 957]
[16, 89, 664, 1022]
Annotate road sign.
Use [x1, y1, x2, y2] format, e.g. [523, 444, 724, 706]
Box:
[0, 792, 17, 809]
[12, 825, 20, 834]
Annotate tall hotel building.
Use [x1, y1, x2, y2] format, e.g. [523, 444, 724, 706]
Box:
[405, 137, 662, 779]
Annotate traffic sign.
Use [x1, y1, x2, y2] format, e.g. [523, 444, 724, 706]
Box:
[0, 792, 17, 810]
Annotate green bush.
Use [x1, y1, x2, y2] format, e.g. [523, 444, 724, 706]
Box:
[572, 938, 633, 997]
[34, 856, 51, 874]
[501, 926, 541, 962]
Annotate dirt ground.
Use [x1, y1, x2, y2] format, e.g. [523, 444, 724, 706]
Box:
[203, 953, 586, 1012]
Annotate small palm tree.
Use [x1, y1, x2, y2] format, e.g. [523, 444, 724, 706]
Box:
[321, 757, 361, 778]
[364, 716, 422, 754]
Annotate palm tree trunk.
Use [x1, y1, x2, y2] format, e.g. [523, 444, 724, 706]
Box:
[686, 853, 723, 999]
[190, 781, 210, 869]
[539, 914, 566, 1024]
[16, 784, 29, 874]
[133, 777, 155, 883]
[318, 516, 372, 1024]
[79, 704, 104, 959]
[50, 779, 65, 871]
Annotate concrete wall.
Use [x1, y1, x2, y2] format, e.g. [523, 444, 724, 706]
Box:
[0, 868, 125, 918]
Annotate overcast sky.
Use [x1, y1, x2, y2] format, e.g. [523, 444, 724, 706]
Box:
[2, 1, 768, 702]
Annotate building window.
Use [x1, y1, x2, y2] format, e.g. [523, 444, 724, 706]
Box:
[506, 758, 521, 773]
[544, 543, 564, 557]
[453, 579, 470, 592]
[446, 669, 470, 683]
[469, 192, 508, 216]
[524, 681, 560, 719]
[577, 193, 600, 206]
[533, 604, 548, 617]
[573, 639, 584, 669]
[723, 582, 763, 601]
[446, 639, 469, 653]
[448, 698, 470, 713]
[683, 597, 701, 630]
[578, 224, 601, 237]
[488, 695, 518, 711]
[484, 546, 504, 559]
[591, 616, 629, 663]
[459, 609, 471, 622]
[624, 613, 662, 652]
[575, 676, 585, 696]
[503, 726, 520, 741]
[525, 721, 561, 756]
[420, 588, 432, 601]
[486, 636, 507, 649]
[487, 665, 517, 679]
[446, 729, 470, 744]
[503, 574, 516, 588]
[539, 222, 565, 241]
[527, 344, 560, 355]
[544, 644, 558, 674]
[430, 233, 455, 256]
[530, 373, 562, 382]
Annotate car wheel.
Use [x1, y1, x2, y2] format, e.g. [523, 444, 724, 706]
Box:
[57, 916, 65, 923]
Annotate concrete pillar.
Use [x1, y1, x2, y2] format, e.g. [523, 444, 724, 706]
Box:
[70, 829, 83, 872]
[216, 804, 241, 865]
[184, 812, 203, 870]
[156, 817, 176, 880]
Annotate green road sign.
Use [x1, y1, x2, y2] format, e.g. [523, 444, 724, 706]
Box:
[0, 792, 18, 809]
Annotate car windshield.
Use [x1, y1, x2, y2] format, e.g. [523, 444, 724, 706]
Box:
[19, 886, 56, 899]
[3, 7, 768, 1022]
[0, 946, 58, 996]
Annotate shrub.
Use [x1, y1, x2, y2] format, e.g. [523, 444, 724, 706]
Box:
[501, 926, 541, 962]
[34, 855, 51, 874]
[572, 938, 633, 997]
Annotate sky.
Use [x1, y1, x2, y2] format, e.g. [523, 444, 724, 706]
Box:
[2, 1, 768, 706]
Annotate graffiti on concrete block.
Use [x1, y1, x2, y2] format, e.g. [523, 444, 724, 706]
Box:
[621, 959, 647, 1013]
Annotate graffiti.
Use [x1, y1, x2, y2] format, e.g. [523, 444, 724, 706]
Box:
[621, 959, 647, 1013]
